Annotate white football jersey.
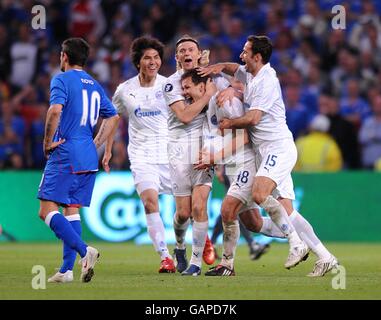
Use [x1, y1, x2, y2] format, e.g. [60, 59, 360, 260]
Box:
[235, 64, 293, 144]
[163, 70, 230, 143]
[112, 74, 169, 164]
[203, 95, 254, 165]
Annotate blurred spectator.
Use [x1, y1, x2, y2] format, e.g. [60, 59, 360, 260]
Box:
[68, 0, 106, 40]
[359, 94, 381, 169]
[319, 93, 361, 169]
[0, 100, 25, 169]
[339, 78, 371, 128]
[284, 85, 311, 139]
[10, 23, 38, 91]
[0, 24, 11, 81]
[295, 114, 343, 172]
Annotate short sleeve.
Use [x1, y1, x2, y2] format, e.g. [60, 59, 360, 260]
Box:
[50, 75, 67, 106]
[99, 87, 117, 118]
[112, 84, 126, 114]
[247, 76, 276, 113]
[163, 81, 184, 106]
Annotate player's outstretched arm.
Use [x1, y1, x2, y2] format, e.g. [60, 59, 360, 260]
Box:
[171, 79, 217, 124]
[198, 63, 240, 77]
[94, 114, 120, 151]
[194, 129, 249, 170]
[43, 104, 65, 158]
[219, 109, 263, 131]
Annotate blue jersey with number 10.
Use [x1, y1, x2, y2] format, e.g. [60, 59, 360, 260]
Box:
[46, 69, 116, 173]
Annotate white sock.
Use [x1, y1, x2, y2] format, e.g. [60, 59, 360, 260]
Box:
[146, 212, 170, 260]
[221, 220, 240, 269]
[260, 217, 285, 238]
[45, 211, 60, 226]
[289, 210, 332, 260]
[260, 195, 301, 247]
[189, 220, 209, 267]
[173, 214, 190, 250]
[65, 214, 80, 222]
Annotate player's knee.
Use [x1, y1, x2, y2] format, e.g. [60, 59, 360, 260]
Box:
[192, 202, 206, 219]
[142, 197, 158, 213]
[175, 210, 191, 223]
[240, 210, 261, 233]
[253, 192, 268, 206]
[38, 209, 47, 221]
[221, 203, 235, 223]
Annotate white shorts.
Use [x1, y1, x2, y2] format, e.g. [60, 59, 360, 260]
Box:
[130, 162, 172, 196]
[226, 160, 259, 214]
[168, 141, 213, 197]
[254, 138, 296, 200]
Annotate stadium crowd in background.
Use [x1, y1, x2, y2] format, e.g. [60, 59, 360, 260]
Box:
[1, 0, 381, 171]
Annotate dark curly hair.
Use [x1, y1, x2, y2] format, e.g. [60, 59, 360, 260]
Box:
[130, 36, 164, 70]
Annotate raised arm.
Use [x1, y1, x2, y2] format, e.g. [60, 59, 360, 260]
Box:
[198, 63, 240, 77]
[171, 79, 216, 124]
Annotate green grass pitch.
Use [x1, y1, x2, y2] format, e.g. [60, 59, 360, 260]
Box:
[0, 242, 380, 300]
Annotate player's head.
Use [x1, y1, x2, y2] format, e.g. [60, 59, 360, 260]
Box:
[60, 37, 90, 72]
[181, 68, 210, 101]
[240, 35, 272, 74]
[175, 35, 202, 71]
[131, 36, 164, 78]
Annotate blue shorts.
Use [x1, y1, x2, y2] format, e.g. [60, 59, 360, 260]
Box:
[37, 170, 96, 207]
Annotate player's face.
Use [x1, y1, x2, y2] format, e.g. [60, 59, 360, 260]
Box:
[181, 77, 205, 101]
[139, 48, 162, 78]
[239, 41, 257, 74]
[176, 41, 202, 71]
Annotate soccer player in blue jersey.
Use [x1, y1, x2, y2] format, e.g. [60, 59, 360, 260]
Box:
[37, 38, 119, 283]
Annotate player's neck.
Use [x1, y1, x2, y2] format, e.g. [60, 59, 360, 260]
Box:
[139, 73, 156, 87]
[251, 63, 264, 77]
[65, 64, 83, 72]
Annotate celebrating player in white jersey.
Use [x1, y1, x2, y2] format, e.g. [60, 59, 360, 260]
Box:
[163, 35, 234, 276]
[104, 36, 176, 273]
[200, 35, 338, 276]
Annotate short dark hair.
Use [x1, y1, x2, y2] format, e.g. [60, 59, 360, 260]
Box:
[247, 35, 273, 64]
[62, 38, 90, 67]
[175, 35, 200, 52]
[181, 68, 210, 85]
[131, 36, 164, 70]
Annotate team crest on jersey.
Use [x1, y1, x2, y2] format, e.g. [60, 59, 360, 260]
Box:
[155, 90, 163, 99]
[211, 114, 218, 125]
[164, 83, 173, 92]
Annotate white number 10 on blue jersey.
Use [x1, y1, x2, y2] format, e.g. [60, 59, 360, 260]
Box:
[81, 89, 100, 127]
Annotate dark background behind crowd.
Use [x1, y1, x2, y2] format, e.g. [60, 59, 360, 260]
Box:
[1, 0, 381, 171]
